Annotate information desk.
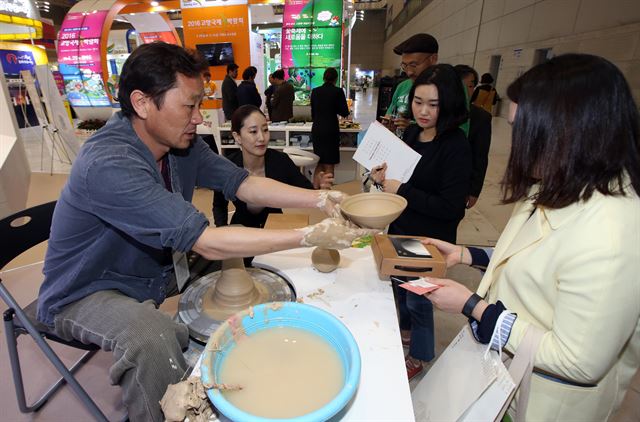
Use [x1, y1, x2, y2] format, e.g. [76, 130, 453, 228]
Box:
[251, 247, 415, 421]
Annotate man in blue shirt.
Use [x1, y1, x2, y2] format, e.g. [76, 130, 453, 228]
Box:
[38, 42, 368, 421]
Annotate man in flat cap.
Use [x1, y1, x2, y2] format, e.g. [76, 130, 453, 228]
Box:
[385, 33, 438, 132]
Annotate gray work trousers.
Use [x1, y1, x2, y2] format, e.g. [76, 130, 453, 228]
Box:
[53, 290, 190, 422]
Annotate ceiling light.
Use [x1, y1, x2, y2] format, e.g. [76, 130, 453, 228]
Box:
[150, 1, 159, 6]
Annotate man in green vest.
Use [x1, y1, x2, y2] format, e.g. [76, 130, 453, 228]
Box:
[385, 33, 439, 132]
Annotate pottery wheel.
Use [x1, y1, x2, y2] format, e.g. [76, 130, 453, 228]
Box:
[178, 266, 295, 343]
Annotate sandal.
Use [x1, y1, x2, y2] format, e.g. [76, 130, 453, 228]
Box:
[406, 356, 424, 380]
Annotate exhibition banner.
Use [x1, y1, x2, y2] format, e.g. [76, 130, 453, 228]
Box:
[281, 0, 343, 103]
[57, 10, 111, 107]
[59, 63, 110, 107]
[58, 11, 107, 73]
[181, 2, 250, 81]
[0, 49, 35, 77]
[181, 0, 247, 9]
[139, 32, 177, 44]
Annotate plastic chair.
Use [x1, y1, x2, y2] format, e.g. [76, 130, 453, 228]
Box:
[0, 201, 108, 421]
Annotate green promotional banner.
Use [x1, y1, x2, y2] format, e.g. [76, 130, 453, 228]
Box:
[310, 27, 341, 68]
[282, 0, 343, 104]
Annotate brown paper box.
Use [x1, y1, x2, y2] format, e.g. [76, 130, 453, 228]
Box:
[371, 234, 447, 280]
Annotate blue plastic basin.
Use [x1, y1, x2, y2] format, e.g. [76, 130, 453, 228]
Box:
[200, 302, 361, 422]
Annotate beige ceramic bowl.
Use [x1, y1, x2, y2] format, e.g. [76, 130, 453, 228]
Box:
[340, 192, 408, 229]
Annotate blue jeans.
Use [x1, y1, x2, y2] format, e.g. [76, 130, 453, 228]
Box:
[393, 279, 435, 362]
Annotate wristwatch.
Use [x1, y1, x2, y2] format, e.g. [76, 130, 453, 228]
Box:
[462, 293, 483, 319]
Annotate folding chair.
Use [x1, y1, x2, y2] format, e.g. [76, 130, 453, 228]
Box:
[0, 201, 108, 421]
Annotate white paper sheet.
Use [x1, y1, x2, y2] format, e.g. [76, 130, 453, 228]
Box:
[353, 121, 421, 183]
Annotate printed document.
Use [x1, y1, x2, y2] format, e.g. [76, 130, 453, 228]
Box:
[353, 121, 421, 183]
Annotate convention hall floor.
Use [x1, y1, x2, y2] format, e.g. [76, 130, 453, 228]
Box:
[0, 88, 515, 420]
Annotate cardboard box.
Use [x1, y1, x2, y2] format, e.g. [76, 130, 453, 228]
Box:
[371, 234, 447, 280]
[264, 213, 309, 230]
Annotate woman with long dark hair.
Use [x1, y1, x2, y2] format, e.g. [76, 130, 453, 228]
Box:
[372, 64, 471, 379]
[423, 54, 640, 420]
[213, 105, 333, 231]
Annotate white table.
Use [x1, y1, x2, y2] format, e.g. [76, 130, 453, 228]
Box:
[252, 247, 415, 421]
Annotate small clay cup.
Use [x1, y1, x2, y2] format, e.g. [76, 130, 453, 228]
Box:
[311, 247, 341, 273]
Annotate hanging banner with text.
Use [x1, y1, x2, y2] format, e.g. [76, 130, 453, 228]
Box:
[281, 0, 343, 103]
[57, 10, 111, 107]
[181, 0, 250, 82]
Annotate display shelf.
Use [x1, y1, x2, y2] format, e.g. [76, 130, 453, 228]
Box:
[214, 123, 360, 153]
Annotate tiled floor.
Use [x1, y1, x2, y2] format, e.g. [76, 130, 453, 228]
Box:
[1, 88, 514, 420]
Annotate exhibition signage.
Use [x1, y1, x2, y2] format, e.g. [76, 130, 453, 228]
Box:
[57, 10, 111, 107]
[0, 49, 35, 76]
[281, 0, 343, 101]
[181, 0, 250, 81]
[0, 0, 43, 41]
[139, 31, 177, 44]
[0, 0, 38, 19]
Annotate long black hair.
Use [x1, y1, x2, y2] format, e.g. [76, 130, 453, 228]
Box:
[408, 64, 468, 138]
[503, 53, 640, 208]
[118, 42, 208, 118]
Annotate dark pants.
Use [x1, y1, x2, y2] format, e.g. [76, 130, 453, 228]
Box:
[393, 278, 435, 362]
[53, 289, 189, 421]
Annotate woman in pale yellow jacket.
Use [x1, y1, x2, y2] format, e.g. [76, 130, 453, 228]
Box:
[422, 53, 640, 421]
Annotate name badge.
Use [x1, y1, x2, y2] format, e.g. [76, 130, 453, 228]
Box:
[172, 251, 190, 292]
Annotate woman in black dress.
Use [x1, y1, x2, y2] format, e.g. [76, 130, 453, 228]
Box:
[372, 64, 471, 380]
[310, 67, 350, 188]
[213, 105, 333, 229]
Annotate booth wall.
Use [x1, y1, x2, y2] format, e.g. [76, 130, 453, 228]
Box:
[0, 65, 30, 219]
[382, 0, 640, 116]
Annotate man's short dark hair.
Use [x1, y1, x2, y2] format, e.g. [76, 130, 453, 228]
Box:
[227, 63, 239, 73]
[118, 42, 208, 118]
[454, 64, 478, 87]
[480, 73, 494, 84]
[272, 69, 285, 80]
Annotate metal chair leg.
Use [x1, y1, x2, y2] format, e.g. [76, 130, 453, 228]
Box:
[3, 310, 108, 422]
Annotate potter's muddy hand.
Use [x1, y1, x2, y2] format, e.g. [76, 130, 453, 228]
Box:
[316, 190, 346, 219]
[297, 218, 381, 250]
